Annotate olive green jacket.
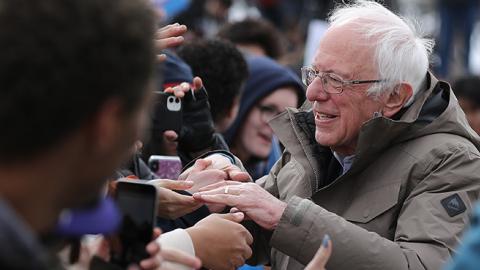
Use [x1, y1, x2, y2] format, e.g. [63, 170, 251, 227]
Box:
[251, 73, 480, 269]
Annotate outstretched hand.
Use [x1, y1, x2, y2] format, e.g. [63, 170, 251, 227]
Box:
[155, 23, 187, 62]
[193, 182, 286, 230]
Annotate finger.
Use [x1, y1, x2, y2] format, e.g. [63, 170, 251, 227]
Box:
[215, 212, 245, 223]
[95, 238, 111, 260]
[155, 36, 184, 50]
[231, 255, 246, 269]
[243, 245, 253, 261]
[245, 230, 254, 246]
[196, 184, 242, 196]
[148, 179, 194, 190]
[139, 242, 162, 269]
[228, 170, 252, 182]
[161, 191, 199, 206]
[139, 256, 161, 270]
[198, 180, 243, 192]
[156, 24, 187, 39]
[190, 159, 213, 174]
[170, 85, 187, 98]
[193, 193, 241, 207]
[194, 169, 228, 182]
[156, 54, 167, 62]
[155, 23, 178, 35]
[152, 228, 162, 239]
[146, 241, 160, 255]
[229, 207, 241, 213]
[163, 130, 178, 142]
[192, 77, 203, 91]
[305, 235, 332, 270]
[162, 248, 202, 269]
[163, 86, 174, 94]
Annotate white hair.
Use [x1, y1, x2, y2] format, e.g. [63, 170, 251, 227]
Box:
[328, 0, 435, 105]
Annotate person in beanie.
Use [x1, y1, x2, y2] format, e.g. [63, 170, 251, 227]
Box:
[224, 56, 305, 179]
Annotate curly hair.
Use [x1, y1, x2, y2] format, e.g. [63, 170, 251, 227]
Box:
[0, 0, 156, 161]
[217, 18, 285, 60]
[177, 39, 248, 123]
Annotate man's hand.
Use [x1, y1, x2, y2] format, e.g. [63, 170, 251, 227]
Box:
[186, 213, 253, 270]
[305, 235, 332, 270]
[193, 182, 287, 230]
[181, 159, 232, 213]
[155, 23, 187, 62]
[148, 179, 203, 219]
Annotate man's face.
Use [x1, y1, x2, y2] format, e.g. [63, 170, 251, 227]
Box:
[65, 87, 153, 208]
[306, 25, 385, 155]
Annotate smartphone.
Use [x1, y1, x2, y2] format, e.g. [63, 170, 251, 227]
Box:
[111, 181, 158, 267]
[151, 91, 182, 134]
[148, 155, 182, 179]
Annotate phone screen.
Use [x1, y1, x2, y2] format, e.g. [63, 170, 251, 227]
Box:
[112, 181, 157, 267]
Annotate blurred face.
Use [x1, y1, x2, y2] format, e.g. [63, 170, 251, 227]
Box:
[305, 25, 385, 155]
[236, 87, 298, 160]
[66, 88, 153, 208]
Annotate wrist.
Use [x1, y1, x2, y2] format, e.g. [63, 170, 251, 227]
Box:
[185, 227, 206, 261]
[270, 201, 288, 230]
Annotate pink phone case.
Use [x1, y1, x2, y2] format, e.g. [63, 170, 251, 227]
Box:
[148, 155, 182, 179]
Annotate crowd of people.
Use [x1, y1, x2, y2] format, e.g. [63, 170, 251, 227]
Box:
[2, 0, 480, 270]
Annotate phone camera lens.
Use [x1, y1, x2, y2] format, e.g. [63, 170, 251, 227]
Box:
[149, 161, 158, 172]
[175, 98, 180, 103]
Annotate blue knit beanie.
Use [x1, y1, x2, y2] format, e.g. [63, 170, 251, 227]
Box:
[157, 49, 193, 89]
[223, 55, 304, 144]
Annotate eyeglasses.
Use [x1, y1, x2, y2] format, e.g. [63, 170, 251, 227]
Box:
[301, 66, 385, 94]
[256, 104, 281, 122]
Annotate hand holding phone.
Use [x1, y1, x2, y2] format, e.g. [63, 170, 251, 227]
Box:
[111, 181, 158, 267]
[151, 91, 182, 134]
[148, 155, 182, 179]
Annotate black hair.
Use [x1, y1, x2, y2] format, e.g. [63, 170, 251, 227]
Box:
[453, 76, 480, 107]
[217, 18, 286, 60]
[177, 39, 248, 123]
[0, 0, 156, 161]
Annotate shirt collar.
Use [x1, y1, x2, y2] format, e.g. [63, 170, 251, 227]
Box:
[332, 151, 355, 175]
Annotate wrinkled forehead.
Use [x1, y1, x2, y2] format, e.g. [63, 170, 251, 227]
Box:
[312, 24, 377, 79]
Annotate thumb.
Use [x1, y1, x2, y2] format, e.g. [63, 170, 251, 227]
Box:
[193, 76, 203, 91]
[305, 235, 332, 270]
[163, 130, 178, 142]
[217, 212, 245, 223]
[229, 170, 252, 182]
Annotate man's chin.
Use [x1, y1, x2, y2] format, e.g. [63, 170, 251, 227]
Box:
[315, 132, 335, 147]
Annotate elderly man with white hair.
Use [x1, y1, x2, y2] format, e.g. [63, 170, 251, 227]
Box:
[190, 0, 480, 269]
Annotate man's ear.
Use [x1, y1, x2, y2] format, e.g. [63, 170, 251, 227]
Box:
[217, 96, 240, 132]
[382, 83, 413, 118]
[85, 98, 126, 154]
[227, 96, 240, 122]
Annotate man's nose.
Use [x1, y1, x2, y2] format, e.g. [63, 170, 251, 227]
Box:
[306, 79, 329, 102]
